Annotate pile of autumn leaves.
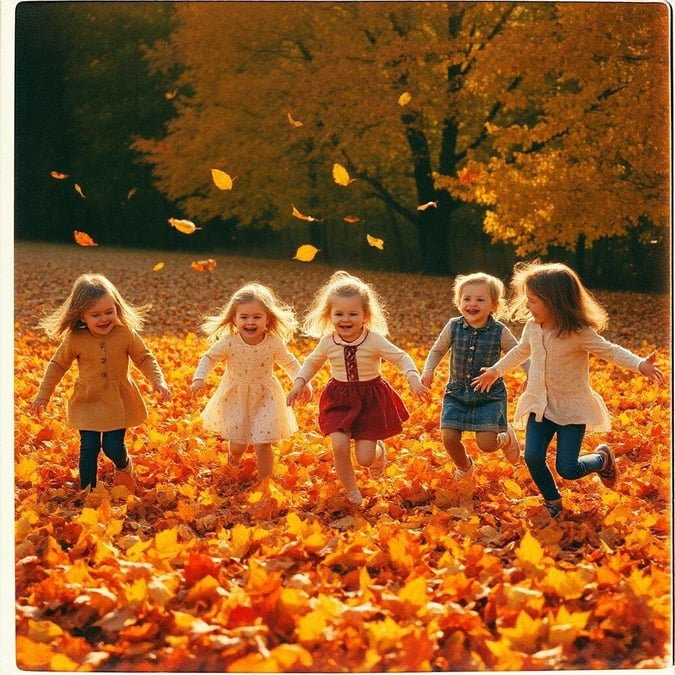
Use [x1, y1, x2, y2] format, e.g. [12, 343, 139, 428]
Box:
[14, 244, 671, 671]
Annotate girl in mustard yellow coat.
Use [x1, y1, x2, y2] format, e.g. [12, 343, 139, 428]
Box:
[31, 273, 171, 491]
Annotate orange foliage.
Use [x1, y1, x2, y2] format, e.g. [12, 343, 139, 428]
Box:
[14, 244, 671, 671]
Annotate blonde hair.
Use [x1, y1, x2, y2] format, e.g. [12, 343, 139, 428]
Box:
[302, 270, 388, 338]
[201, 282, 298, 343]
[453, 272, 507, 320]
[41, 273, 149, 339]
[509, 260, 608, 334]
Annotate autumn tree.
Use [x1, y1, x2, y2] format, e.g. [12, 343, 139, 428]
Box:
[435, 2, 670, 279]
[133, 2, 667, 280]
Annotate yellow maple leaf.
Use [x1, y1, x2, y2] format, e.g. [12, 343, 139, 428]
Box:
[332, 162, 355, 186]
[515, 529, 544, 567]
[211, 168, 235, 191]
[366, 234, 384, 250]
[74, 183, 86, 198]
[168, 217, 202, 234]
[152, 261, 165, 271]
[293, 244, 320, 262]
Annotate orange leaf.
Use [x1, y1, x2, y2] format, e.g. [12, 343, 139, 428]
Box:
[366, 234, 384, 250]
[164, 88, 178, 100]
[291, 204, 322, 222]
[398, 91, 412, 106]
[73, 230, 98, 246]
[293, 244, 320, 262]
[50, 170, 68, 180]
[152, 261, 165, 271]
[191, 258, 217, 272]
[343, 214, 361, 223]
[287, 112, 303, 128]
[168, 217, 202, 234]
[417, 201, 437, 211]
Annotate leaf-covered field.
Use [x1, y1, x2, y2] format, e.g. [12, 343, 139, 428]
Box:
[14, 243, 671, 671]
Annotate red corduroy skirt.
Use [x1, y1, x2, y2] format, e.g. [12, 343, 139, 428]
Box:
[318, 376, 410, 440]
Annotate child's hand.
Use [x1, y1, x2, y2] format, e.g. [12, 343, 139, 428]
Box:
[407, 373, 430, 399]
[297, 383, 313, 404]
[190, 379, 206, 398]
[155, 383, 172, 402]
[30, 397, 48, 416]
[421, 371, 434, 388]
[639, 352, 666, 385]
[472, 367, 499, 392]
[286, 379, 306, 406]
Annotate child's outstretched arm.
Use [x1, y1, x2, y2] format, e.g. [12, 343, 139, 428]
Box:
[639, 351, 666, 385]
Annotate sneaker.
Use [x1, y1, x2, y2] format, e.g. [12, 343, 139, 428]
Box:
[346, 487, 363, 505]
[370, 441, 387, 478]
[544, 498, 564, 518]
[454, 456, 474, 481]
[596, 444, 618, 488]
[501, 426, 521, 465]
[114, 455, 136, 490]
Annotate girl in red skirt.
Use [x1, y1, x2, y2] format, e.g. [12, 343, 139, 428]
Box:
[287, 271, 428, 504]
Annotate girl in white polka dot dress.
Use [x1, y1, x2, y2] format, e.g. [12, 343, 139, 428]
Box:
[190, 283, 311, 479]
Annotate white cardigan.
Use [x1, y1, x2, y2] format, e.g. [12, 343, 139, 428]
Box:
[492, 319, 644, 431]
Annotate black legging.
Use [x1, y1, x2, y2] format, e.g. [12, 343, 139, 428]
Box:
[79, 428, 128, 489]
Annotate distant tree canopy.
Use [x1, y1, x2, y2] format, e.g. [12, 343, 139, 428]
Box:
[15, 2, 669, 289]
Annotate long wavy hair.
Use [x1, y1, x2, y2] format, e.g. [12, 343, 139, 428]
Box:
[200, 282, 298, 343]
[508, 260, 608, 334]
[41, 273, 149, 339]
[302, 270, 389, 338]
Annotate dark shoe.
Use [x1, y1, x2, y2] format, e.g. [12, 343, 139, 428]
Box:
[544, 498, 564, 518]
[596, 444, 618, 488]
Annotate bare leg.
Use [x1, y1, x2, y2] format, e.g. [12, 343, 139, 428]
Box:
[476, 431, 501, 453]
[229, 441, 247, 465]
[330, 432, 361, 502]
[354, 439, 377, 467]
[441, 428, 472, 471]
[254, 443, 273, 479]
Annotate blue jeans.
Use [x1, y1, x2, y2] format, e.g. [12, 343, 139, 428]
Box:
[524, 414, 604, 501]
[79, 429, 128, 489]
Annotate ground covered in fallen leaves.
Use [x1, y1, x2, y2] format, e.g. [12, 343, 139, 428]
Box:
[14, 243, 671, 671]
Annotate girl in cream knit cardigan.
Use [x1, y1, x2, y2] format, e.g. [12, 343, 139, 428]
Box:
[473, 261, 664, 519]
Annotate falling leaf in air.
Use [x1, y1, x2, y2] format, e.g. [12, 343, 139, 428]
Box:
[50, 171, 68, 180]
[165, 88, 178, 100]
[126, 187, 138, 201]
[211, 169, 235, 191]
[74, 184, 86, 199]
[291, 205, 322, 222]
[293, 244, 320, 262]
[168, 218, 202, 234]
[343, 215, 361, 224]
[287, 112, 303, 128]
[332, 163, 355, 187]
[417, 201, 437, 211]
[73, 230, 97, 247]
[366, 234, 384, 250]
[398, 92, 412, 106]
[153, 262, 165, 272]
[191, 258, 217, 272]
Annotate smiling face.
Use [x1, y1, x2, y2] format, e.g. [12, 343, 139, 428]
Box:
[81, 294, 118, 336]
[458, 282, 497, 328]
[330, 293, 366, 342]
[526, 288, 554, 329]
[235, 300, 269, 344]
